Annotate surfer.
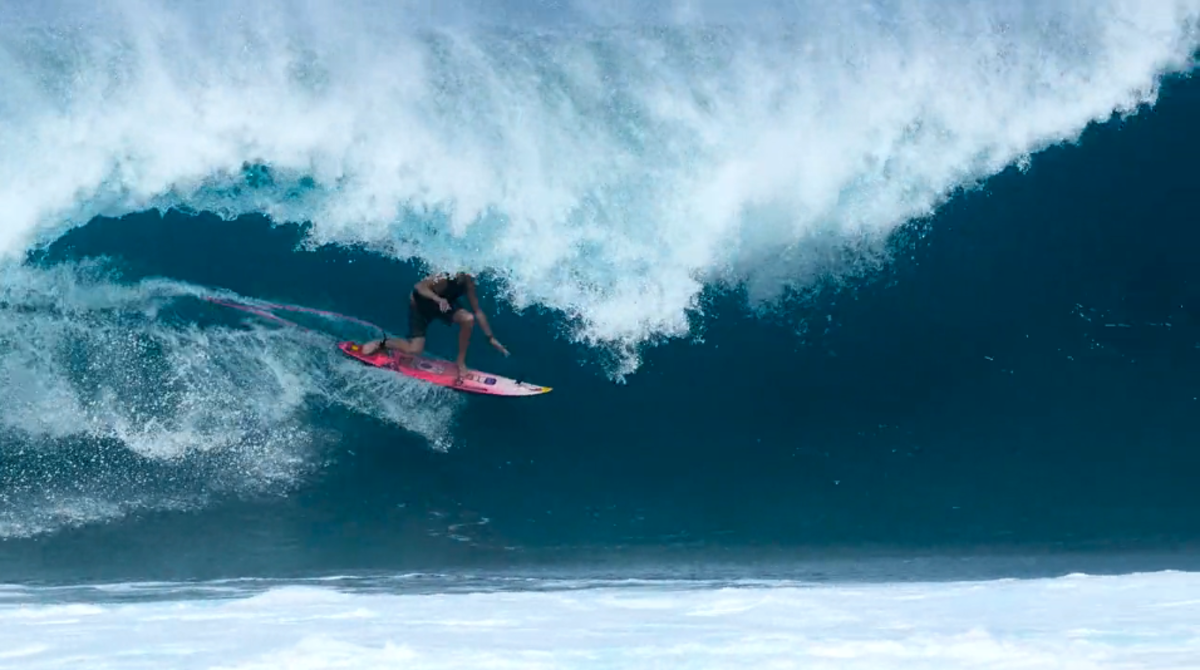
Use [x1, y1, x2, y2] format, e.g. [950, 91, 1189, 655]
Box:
[359, 271, 509, 379]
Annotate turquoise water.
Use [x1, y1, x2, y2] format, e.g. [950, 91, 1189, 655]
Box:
[0, 0, 1198, 588]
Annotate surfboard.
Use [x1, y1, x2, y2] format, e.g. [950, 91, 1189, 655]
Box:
[337, 341, 551, 397]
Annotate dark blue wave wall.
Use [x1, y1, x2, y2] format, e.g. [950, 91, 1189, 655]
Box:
[3, 73, 1198, 585]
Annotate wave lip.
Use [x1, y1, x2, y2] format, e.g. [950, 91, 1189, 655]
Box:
[1, 1, 1198, 374]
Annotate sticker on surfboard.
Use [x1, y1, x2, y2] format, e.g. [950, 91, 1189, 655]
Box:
[337, 341, 551, 397]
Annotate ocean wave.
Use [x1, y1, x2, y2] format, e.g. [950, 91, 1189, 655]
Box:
[0, 261, 462, 538]
[0, 0, 1196, 376]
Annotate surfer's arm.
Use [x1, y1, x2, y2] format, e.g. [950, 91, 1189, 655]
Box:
[414, 276, 445, 302]
[465, 280, 496, 340]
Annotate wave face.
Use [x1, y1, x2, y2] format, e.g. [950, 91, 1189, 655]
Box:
[3, 0, 1197, 373]
[1, 0, 1199, 583]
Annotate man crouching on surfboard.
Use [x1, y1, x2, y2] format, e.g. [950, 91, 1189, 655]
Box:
[359, 271, 509, 380]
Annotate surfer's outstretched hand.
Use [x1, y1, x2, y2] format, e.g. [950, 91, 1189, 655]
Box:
[489, 337, 510, 357]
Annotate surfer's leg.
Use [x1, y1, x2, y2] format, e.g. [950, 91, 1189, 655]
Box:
[395, 337, 424, 354]
[452, 309, 475, 376]
[365, 336, 424, 355]
[362, 334, 426, 356]
[363, 298, 435, 355]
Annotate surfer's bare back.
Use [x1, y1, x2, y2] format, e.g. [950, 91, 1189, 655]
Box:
[360, 271, 509, 379]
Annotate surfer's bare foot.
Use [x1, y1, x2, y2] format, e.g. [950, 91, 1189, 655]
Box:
[456, 361, 468, 380]
[361, 339, 385, 355]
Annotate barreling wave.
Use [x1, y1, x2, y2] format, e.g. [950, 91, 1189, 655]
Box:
[1, 0, 1197, 377]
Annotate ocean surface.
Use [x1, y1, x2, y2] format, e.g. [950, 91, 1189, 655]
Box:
[2, 0, 1200, 667]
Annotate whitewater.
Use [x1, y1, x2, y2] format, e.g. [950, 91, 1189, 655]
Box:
[4, 0, 1200, 667]
[2, 0, 1196, 373]
[3, 571, 1200, 669]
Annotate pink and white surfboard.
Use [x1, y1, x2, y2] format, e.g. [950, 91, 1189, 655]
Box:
[338, 341, 551, 397]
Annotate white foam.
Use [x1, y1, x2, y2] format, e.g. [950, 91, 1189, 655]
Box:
[0, 0, 1197, 374]
[0, 262, 462, 538]
[1, 571, 1199, 669]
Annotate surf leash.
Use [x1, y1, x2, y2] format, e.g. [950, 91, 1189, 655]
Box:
[203, 296, 386, 338]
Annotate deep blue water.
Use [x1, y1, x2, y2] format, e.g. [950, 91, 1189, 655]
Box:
[1, 67, 1197, 585]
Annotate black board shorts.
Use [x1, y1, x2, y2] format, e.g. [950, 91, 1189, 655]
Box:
[408, 291, 459, 339]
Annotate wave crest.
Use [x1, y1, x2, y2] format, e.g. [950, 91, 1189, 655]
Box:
[1, 0, 1197, 374]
